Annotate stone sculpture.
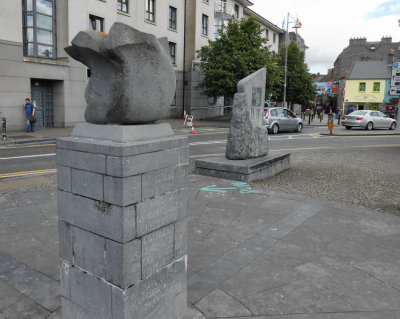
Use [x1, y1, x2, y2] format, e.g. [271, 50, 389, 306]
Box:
[225, 68, 269, 160]
[65, 22, 176, 124]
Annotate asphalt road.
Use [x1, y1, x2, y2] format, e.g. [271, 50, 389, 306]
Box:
[0, 126, 399, 179]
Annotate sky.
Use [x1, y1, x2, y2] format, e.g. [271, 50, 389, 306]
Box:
[250, 0, 400, 74]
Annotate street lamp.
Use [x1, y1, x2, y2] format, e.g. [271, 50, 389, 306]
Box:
[283, 13, 301, 109]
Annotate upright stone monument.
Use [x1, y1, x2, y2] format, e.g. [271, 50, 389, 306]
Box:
[58, 23, 198, 319]
[195, 68, 290, 181]
[226, 68, 269, 160]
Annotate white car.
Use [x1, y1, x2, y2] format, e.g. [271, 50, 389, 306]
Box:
[342, 110, 397, 130]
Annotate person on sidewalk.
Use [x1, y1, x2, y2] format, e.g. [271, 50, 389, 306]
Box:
[23, 98, 36, 132]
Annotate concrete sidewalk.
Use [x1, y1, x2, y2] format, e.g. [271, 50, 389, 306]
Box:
[0, 173, 400, 318]
[0, 118, 231, 146]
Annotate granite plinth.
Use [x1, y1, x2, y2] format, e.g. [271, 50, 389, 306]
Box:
[194, 153, 290, 182]
[71, 122, 174, 142]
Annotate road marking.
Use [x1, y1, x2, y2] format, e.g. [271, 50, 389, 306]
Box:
[190, 140, 227, 146]
[200, 182, 259, 194]
[0, 143, 55, 150]
[181, 130, 229, 136]
[0, 169, 56, 179]
[0, 153, 56, 160]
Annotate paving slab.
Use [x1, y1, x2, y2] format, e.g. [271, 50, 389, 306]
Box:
[0, 173, 399, 319]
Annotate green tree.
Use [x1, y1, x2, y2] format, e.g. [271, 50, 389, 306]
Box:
[197, 16, 281, 102]
[276, 41, 316, 107]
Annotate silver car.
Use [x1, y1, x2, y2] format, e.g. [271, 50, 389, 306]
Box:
[342, 110, 397, 130]
[263, 107, 303, 134]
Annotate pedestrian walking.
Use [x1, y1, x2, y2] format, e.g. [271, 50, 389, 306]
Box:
[348, 105, 354, 114]
[23, 98, 36, 132]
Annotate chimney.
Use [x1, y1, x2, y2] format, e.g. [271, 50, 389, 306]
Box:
[381, 36, 392, 44]
[388, 49, 395, 64]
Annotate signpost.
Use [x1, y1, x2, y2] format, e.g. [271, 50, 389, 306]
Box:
[390, 62, 400, 131]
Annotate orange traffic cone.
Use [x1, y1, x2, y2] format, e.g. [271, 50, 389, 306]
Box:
[183, 108, 187, 119]
[190, 124, 195, 134]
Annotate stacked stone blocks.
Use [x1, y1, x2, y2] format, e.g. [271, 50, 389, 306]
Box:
[57, 124, 189, 319]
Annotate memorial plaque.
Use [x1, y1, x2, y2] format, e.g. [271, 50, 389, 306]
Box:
[252, 87, 262, 107]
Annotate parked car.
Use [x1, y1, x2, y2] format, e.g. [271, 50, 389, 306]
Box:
[342, 110, 397, 130]
[263, 107, 303, 134]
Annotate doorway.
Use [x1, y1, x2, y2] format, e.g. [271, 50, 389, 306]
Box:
[31, 80, 54, 128]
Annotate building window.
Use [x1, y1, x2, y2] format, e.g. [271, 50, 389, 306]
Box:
[218, 0, 227, 13]
[169, 42, 176, 65]
[202, 14, 208, 36]
[89, 15, 104, 31]
[359, 82, 366, 92]
[146, 0, 155, 22]
[117, 0, 128, 13]
[169, 6, 177, 29]
[22, 0, 56, 58]
[171, 91, 176, 106]
[273, 33, 276, 43]
[234, 4, 239, 18]
[266, 29, 269, 39]
[373, 82, 380, 92]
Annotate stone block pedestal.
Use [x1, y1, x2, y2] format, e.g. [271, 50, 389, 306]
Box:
[194, 153, 290, 182]
[57, 123, 193, 319]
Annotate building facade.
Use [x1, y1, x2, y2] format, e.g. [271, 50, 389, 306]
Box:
[0, 0, 284, 130]
[343, 60, 399, 115]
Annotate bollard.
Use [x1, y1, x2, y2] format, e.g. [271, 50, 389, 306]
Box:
[1, 117, 6, 140]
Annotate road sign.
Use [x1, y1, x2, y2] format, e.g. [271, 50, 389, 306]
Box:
[390, 62, 400, 96]
[390, 87, 400, 95]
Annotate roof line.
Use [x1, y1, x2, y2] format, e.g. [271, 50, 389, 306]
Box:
[243, 7, 284, 33]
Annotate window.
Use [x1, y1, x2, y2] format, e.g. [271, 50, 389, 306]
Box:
[218, 0, 227, 13]
[89, 15, 104, 31]
[277, 108, 285, 117]
[266, 29, 269, 39]
[117, 0, 128, 13]
[169, 42, 176, 65]
[22, 0, 56, 58]
[234, 4, 239, 18]
[171, 92, 176, 106]
[169, 6, 177, 29]
[202, 14, 208, 36]
[146, 0, 155, 22]
[359, 82, 366, 92]
[373, 82, 380, 92]
[273, 33, 276, 43]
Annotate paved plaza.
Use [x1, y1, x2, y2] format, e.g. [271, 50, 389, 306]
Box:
[0, 123, 399, 318]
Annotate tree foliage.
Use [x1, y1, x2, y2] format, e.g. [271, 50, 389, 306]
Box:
[275, 41, 316, 106]
[197, 16, 280, 100]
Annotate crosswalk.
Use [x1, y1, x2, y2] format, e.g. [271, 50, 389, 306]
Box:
[189, 134, 321, 146]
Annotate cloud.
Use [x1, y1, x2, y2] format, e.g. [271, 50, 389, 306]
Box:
[365, 1, 400, 19]
[250, 0, 400, 74]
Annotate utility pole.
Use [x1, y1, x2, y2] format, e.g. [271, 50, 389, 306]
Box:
[283, 12, 289, 109]
[283, 14, 301, 110]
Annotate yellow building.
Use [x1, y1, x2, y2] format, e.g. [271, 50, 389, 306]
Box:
[344, 61, 390, 113]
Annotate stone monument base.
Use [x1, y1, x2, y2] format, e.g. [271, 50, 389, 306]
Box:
[57, 123, 204, 319]
[194, 153, 290, 182]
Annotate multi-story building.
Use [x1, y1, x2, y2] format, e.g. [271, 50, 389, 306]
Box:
[0, 0, 285, 130]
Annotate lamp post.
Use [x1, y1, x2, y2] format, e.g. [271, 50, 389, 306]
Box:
[283, 13, 301, 109]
